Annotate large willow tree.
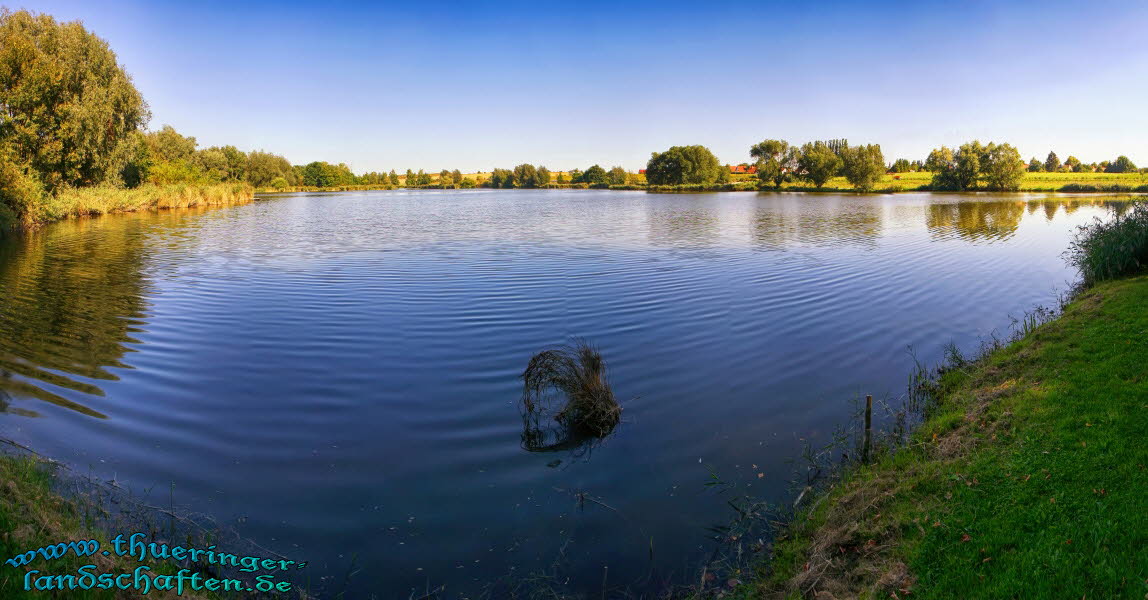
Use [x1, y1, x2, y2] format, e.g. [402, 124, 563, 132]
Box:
[0, 9, 148, 192]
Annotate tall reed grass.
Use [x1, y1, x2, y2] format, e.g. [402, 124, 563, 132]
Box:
[1068, 200, 1148, 286]
[31, 183, 254, 226]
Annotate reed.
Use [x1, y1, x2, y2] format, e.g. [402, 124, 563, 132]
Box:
[520, 340, 621, 449]
[1067, 200, 1148, 286]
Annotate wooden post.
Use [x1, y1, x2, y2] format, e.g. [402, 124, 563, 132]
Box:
[863, 394, 873, 463]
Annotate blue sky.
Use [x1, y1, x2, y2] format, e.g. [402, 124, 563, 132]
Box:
[15, 0, 1148, 172]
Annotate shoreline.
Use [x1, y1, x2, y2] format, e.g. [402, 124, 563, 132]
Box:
[732, 274, 1148, 599]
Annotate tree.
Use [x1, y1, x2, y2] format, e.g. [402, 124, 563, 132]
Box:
[451, 169, 463, 185]
[1027, 158, 1043, 172]
[840, 144, 885, 192]
[270, 176, 289, 190]
[513, 163, 538, 187]
[389, 170, 400, 185]
[890, 158, 912, 173]
[194, 147, 229, 181]
[644, 145, 722, 186]
[489, 168, 515, 188]
[439, 169, 451, 185]
[246, 150, 294, 187]
[556, 171, 567, 184]
[416, 169, 431, 185]
[1064, 156, 1081, 171]
[404, 169, 415, 186]
[924, 147, 954, 173]
[749, 139, 795, 189]
[981, 143, 1025, 191]
[582, 164, 609, 185]
[931, 141, 984, 190]
[0, 9, 149, 191]
[536, 166, 551, 186]
[568, 169, 583, 184]
[1044, 151, 1061, 172]
[608, 166, 628, 186]
[145, 126, 197, 164]
[798, 142, 843, 187]
[1106, 155, 1137, 173]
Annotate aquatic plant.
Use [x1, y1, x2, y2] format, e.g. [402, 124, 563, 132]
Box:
[520, 340, 620, 451]
[1068, 200, 1148, 286]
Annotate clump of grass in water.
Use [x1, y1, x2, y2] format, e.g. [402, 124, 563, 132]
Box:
[1067, 199, 1148, 286]
[520, 340, 621, 451]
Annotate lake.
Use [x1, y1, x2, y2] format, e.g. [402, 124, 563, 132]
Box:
[0, 190, 1120, 597]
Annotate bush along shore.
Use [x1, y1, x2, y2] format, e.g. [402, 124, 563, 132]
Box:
[709, 202, 1148, 599]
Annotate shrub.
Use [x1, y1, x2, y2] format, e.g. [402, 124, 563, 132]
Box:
[520, 340, 620, 450]
[1068, 201, 1148, 286]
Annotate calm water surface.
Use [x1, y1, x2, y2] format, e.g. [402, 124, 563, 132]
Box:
[0, 190, 1119, 597]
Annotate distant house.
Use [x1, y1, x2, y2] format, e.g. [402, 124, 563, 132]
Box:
[638, 169, 647, 174]
[728, 164, 757, 174]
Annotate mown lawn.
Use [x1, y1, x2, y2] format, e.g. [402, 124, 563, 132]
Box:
[752, 275, 1148, 599]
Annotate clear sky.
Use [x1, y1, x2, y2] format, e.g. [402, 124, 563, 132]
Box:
[14, 0, 1148, 173]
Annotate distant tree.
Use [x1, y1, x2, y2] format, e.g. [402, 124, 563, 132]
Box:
[749, 140, 796, 188]
[1064, 156, 1081, 171]
[439, 169, 452, 185]
[513, 164, 538, 187]
[1044, 151, 1061, 172]
[0, 9, 149, 191]
[416, 169, 431, 185]
[145, 126, 198, 164]
[270, 176, 289, 190]
[924, 147, 954, 173]
[389, 170, 400, 185]
[1106, 155, 1137, 173]
[489, 168, 515, 188]
[246, 150, 294, 187]
[194, 148, 229, 181]
[840, 144, 885, 192]
[1027, 158, 1044, 172]
[451, 169, 463, 185]
[890, 158, 912, 173]
[556, 171, 567, 184]
[608, 166, 628, 185]
[646, 145, 723, 185]
[568, 169, 583, 184]
[404, 169, 415, 186]
[798, 142, 843, 187]
[536, 166, 551, 186]
[981, 143, 1025, 191]
[582, 164, 609, 185]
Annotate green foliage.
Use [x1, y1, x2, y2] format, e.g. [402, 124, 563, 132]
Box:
[513, 163, 539, 188]
[1044, 151, 1061, 172]
[924, 146, 954, 173]
[840, 143, 885, 192]
[582, 164, 608, 185]
[536, 166, 551, 186]
[931, 141, 1024, 191]
[751, 139, 798, 188]
[1069, 202, 1148, 286]
[1028, 157, 1044, 172]
[269, 176, 288, 190]
[246, 150, 295, 187]
[980, 143, 1025, 191]
[0, 9, 148, 192]
[489, 168, 515, 189]
[607, 166, 628, 186]
[798, 142, 843, 188]
[389, 170, 400, 185]
[1106, 155, 1137, 173]
[0, 146, 46, 226]
[300, 161, 355, 187]
[890, 158, 912, 173]
[645, 145, 722, 185]
[451, 169, 463, 185]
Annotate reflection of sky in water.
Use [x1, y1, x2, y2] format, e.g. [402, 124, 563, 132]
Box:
[0, 191, 1123, 597]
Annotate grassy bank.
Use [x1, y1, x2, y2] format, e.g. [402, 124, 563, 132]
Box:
[0, 452, 215, 598]
[3, 183, 255, 231]
[737, 273, 1148, 598]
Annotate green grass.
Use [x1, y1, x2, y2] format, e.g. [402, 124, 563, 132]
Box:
[746, 275, 1148, 599]
[0, 453, 216, 598]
